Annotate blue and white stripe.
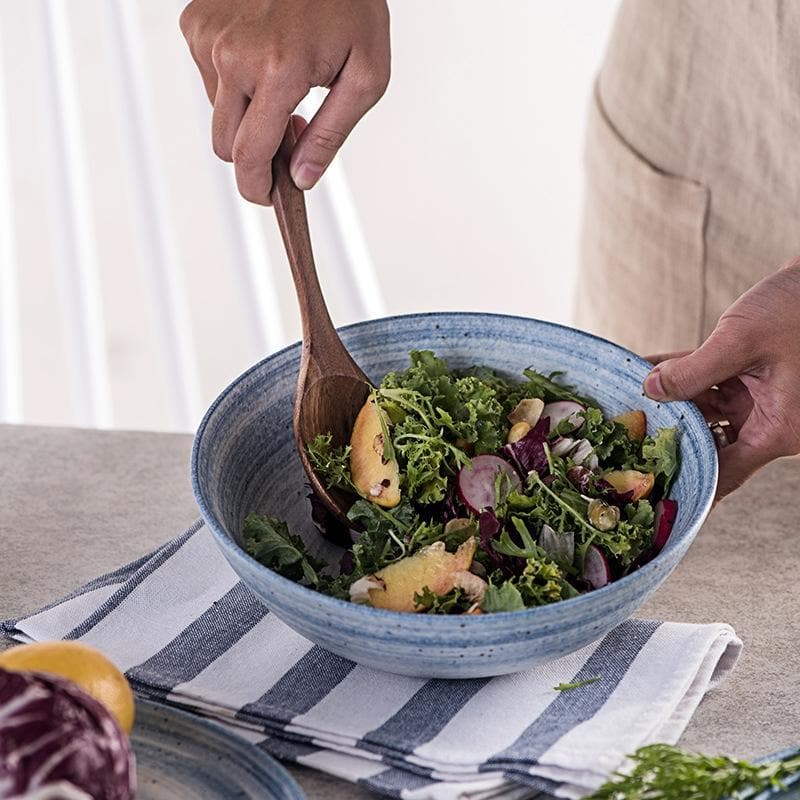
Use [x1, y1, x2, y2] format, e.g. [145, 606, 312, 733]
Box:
[1, 523, 742, 800]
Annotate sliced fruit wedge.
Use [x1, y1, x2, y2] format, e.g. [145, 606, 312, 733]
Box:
[349, 397, 400, 508]
[368, 538, 478, 613]
[603, 469, 655, 502]
[612, 410, 647, 441]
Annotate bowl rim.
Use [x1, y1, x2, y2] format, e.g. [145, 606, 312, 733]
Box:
[191, 310, 718, 626]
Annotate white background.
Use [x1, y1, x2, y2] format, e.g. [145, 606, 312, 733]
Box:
[0, 0, 618, 432]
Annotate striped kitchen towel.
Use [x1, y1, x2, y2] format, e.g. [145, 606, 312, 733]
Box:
[2, 521, 741, 800]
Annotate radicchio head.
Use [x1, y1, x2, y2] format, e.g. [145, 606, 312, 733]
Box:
[0, 668, 135, 800]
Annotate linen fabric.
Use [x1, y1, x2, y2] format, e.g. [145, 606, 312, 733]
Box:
[2, 522, 741, 799]
[576, 0, 800, 356]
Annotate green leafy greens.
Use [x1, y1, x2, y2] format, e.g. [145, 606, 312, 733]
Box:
[306, 434, 354, 493]
[587, 743, 800, 800]
[243, 514, 327, 588]
[246, 350, 682, 615]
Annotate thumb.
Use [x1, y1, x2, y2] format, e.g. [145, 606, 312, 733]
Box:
[643, 327, 753, 401]
[290, 60, 388, 190]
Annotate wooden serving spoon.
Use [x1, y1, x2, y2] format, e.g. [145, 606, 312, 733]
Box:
[270, 121, 371, 537]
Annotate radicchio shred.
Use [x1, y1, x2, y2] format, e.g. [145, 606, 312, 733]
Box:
[502, 416, 551, 476]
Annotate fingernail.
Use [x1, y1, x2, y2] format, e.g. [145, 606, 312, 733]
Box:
[292, 163, 320, 191]
[643, 370, 666, 400]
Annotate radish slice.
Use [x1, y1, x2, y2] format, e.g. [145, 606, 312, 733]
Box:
[542, 401, 585, 433]
[653, 499, 678, 551]
[570, 439, 594, 466]
[550, 437, 576, 458]
[582, 544, 611, 589]
[456, 455, 520, 514]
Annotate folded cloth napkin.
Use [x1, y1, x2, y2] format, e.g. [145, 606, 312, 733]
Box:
[2, 522, 742, 800]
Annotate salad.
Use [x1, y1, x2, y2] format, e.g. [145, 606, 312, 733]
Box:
[243, 351, 680, 615]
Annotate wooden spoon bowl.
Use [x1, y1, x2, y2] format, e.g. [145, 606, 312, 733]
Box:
[271, 121, 371, 537]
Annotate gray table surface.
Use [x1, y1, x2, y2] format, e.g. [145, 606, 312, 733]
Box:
[1, 424, 798, 799]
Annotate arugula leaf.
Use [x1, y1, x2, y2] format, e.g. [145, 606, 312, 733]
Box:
[243, 513, 327, 587]
[306, 434, 355, 493]
[554, 676, 601, 692]
[347, 499, 416, 574]
[481, 581, 526, 612]
[409, 518, 477, 552]
[517, 368, 592, 405]
[492, 517, 543, 559]
[347, 498, 415, 535]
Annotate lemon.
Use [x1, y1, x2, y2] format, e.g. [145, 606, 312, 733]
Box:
[0, 641, 135, 733]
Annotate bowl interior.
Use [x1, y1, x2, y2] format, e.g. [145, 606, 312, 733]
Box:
[193, 312, 717, 580]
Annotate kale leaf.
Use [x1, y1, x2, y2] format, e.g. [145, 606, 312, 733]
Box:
[378, 350, 504, 504]
[413, 586, 473, 614]
[579, 407, 640, 465]
[243, 513, 327, 588]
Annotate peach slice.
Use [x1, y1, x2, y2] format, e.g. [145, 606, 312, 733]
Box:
[603, 469, 655, 501]
[508, 398, 545, 427]
[349, 398, 400, 508]
[368, 538, 478, 613]
[612, 410, 647, 441]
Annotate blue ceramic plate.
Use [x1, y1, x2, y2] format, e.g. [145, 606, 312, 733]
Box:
[192, 312, 718, 678]
[753, 748, 800, 799]
[132, 699, 305, 800]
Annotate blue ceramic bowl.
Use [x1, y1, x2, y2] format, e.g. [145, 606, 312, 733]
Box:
[191, 312, 717, 678]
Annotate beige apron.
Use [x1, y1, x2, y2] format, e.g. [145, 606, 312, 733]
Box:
[576, 0, 800, 356]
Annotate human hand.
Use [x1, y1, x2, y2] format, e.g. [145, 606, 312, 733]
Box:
[643, 258, 800, 500]
[179, 0, 390, 204]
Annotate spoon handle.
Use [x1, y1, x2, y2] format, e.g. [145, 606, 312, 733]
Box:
[271, 121, 363, 381]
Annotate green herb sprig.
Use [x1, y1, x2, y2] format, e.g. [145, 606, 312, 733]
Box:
[587, 744, 800, 800]
[554, 676, 602, 692]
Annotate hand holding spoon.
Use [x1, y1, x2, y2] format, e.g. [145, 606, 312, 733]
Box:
[270, 121, 374, 537]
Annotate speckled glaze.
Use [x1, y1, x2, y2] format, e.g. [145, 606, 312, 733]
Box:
[191, 312, 718, 678]
[132, 699, 305, 799]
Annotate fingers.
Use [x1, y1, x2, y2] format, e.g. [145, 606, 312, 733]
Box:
[715, 439, 775, 500]
[290, 57, 390, 190]
[179, 5, 218, 103]
[211, 81, 248, 161]
[291, 114, 309, 139]
[643, 327, 757, 402]
[643, 350, 691, 367]
[195, 60, 219, 104]
[231, 82, 306, 205]
[180, 0, 391, 202]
